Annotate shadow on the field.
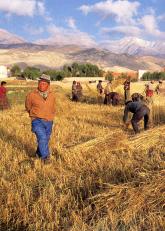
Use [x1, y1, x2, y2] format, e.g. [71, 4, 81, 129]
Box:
[0, 126, 35, 158]
[73, 95, 124, 106]
[66, 93, 103, 105]
[0, 223, 28, 231]
[82, 96, 102, 105]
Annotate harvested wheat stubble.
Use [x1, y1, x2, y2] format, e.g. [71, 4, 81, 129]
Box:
[86, 171, 165, 231]
[0, 82, 165, 231]
[73, 130, 165, 231]
[69, 129, 128, 153]
[128, 126, 165, 155]
[69, 125, 165, 156]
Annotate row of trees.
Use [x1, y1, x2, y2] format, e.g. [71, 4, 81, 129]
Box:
[63, 63, 103, 77]
[10, 65, 65, 81]
[106, 71, 165, 82]
[10, 62, 104, 81]
[142, 71, 165, 80]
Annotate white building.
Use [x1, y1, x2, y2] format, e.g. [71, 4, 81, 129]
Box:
[0, 65, 9, 79]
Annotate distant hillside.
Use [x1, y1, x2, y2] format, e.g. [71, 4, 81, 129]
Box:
[69, 48, 164, 71]
[0, 48, 70, 71]
[0, 43, 164, 72]
[0, 28, 165, 58]
[0, 43, 83, 53]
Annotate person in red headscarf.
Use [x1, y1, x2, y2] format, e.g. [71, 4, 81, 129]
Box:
[0, 81, 10, 110]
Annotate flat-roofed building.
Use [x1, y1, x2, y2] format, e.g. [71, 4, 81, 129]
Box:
[0, 65, 9, 79]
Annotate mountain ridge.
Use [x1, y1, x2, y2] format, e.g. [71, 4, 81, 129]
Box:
[100, 37, 165, 57]
[0, 29, 165, 57]
[0, 29, 164, 72]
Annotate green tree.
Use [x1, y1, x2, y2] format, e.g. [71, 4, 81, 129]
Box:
[142, 72, 151, 80]
[23, 66, 41, 80]
[70, 62, 102, 77]
[79, 63, 86, 76]
[98, 69, 105, 77]
[105, 71, 113, 81]
[159, 72, 165, 80]
[72, 62, 79, 76]
[63, 65, 72, 77]
[61, 62, 104, 78]
[55, 71, 65, 81]
[10, 64, 21, 77]
[43, 70, 65, 81]
[142, 71, 165, 81]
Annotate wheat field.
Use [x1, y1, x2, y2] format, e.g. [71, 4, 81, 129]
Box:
[0, 81, 165, 231]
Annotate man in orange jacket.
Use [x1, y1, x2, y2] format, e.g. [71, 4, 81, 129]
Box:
[25, 74, 55, 161]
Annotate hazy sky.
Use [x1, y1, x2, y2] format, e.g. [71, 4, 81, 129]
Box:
[0, 0, 164, 45]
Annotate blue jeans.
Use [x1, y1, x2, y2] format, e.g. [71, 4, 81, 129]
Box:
[32, 119, 53, 159]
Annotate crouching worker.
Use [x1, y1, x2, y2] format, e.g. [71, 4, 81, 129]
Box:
[25, 74, 55, 161]
[109, 92, 120, 106]
[123, 94, 150, 134]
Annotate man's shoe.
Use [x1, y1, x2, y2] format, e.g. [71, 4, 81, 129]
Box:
[144, 126, 149, 131]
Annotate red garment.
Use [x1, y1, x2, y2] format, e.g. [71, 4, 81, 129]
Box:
[0, 86, 9, 110]
[0, 86, 7, 98]
[146, 89, 153, 97]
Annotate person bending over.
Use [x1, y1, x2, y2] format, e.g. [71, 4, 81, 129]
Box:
[109, 92, 120, 106]
[123, 94, 150, 134]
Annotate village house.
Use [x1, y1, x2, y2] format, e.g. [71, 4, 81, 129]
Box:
[0, 65, 10, 79]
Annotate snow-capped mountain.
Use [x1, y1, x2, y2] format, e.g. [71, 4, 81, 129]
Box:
[0, 28, 164, 71]
[100, 37, 165, 57]
[0, 29, 26, 44]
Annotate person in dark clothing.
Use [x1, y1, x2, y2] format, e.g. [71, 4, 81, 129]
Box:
[131, 92, 144, 102]
[123, 95, 150, 133]
[109, 92, 120, 106]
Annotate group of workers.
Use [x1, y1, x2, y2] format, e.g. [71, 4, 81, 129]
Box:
[144, 80, 163, 103]
[0, 75, 163, 163]
[97, 80, 120, 105]
[71, 78, 164, 135]
[96, 79, 130, 104]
